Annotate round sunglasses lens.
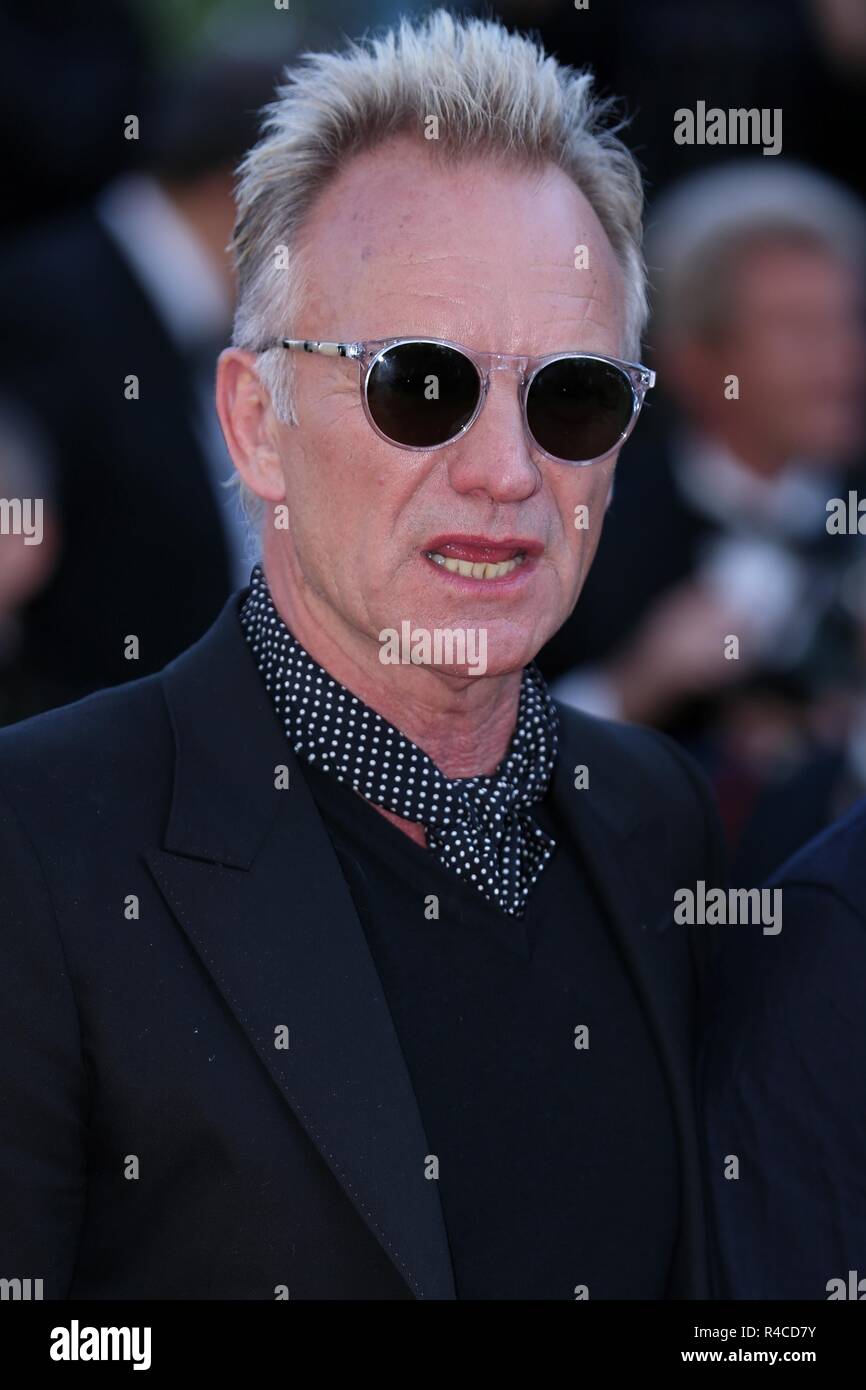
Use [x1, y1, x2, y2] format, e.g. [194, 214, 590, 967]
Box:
[366, 343, 480, 447]
[526, 357, 635, 462]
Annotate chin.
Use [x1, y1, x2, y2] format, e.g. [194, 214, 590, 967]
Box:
[471, 624, 548, 678]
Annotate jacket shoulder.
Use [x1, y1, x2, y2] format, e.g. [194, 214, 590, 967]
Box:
[771, 793, 866, 913]
[0, 672, 170, 820]
[555, 699, 718, 828]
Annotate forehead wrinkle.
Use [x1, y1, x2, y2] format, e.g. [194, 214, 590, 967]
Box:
[372, 281, 616, 313]
[572, 292, 623, 335]
[581, 306, 621, 332]
[365, 250, 502, 265]
[358, 246, 592, 267]
[361, 250, 611, 284]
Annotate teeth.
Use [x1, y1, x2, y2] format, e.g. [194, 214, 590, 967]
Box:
[425, 551, 526, 579]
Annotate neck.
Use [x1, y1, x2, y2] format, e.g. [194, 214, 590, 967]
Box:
[260, 540, 523, 780]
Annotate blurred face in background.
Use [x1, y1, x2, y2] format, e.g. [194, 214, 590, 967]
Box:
[667, 236, 866, 469]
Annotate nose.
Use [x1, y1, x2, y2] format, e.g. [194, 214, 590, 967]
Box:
[445, 368, 542, 503]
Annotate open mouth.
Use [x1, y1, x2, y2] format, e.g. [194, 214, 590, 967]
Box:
[421, 536, 537, 581]
[424, 549, 527, 580]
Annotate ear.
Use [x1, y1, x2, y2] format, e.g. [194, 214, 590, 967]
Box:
[216, 348, 287, 503]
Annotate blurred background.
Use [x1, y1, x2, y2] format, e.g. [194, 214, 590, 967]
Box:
[0, 0, 864, 884]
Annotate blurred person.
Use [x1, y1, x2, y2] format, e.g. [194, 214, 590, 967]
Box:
[0, 12, 725, 1300]
[733, 554, 866, 882]
[0, 52, 284, 710]
[540, 162, 866, 846]
[703, 791, 866, 1297]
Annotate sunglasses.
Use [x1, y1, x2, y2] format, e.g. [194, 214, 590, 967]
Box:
[254, 336, 655, 466]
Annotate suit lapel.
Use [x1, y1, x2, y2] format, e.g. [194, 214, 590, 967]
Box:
[146, 597, 456, 1300]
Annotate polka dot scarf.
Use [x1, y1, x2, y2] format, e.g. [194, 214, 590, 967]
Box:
[239, 564, 559, 917]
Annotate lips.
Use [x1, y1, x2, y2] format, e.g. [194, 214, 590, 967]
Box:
[424, 535, 543, 561]
[421, 534, 542, 582]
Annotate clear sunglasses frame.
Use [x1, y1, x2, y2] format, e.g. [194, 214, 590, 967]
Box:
[253, 335, 656, 467]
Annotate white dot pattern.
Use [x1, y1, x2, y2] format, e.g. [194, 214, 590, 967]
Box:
[239, 565, 559, 917]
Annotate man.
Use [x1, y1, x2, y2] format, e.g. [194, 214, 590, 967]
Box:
[702, 795, 866, 1299]
[0, 11, 723, 1300]
[540, 162, 866, 849]
[0, 56, 280, 708]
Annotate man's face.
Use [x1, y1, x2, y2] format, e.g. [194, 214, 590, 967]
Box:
[700, 243, 866, 464]
[267, 135, 628, 677]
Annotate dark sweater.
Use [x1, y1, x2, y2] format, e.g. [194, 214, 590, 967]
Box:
[303, 759, 681, 1300]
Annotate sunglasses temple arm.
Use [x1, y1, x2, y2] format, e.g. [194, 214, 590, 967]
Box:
[277, 339, 365, 360]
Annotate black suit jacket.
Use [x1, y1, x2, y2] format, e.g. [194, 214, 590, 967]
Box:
[703, 796, 866, 1298]
[0, 593, 724, 1299]
[0, 208, 233, 703]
